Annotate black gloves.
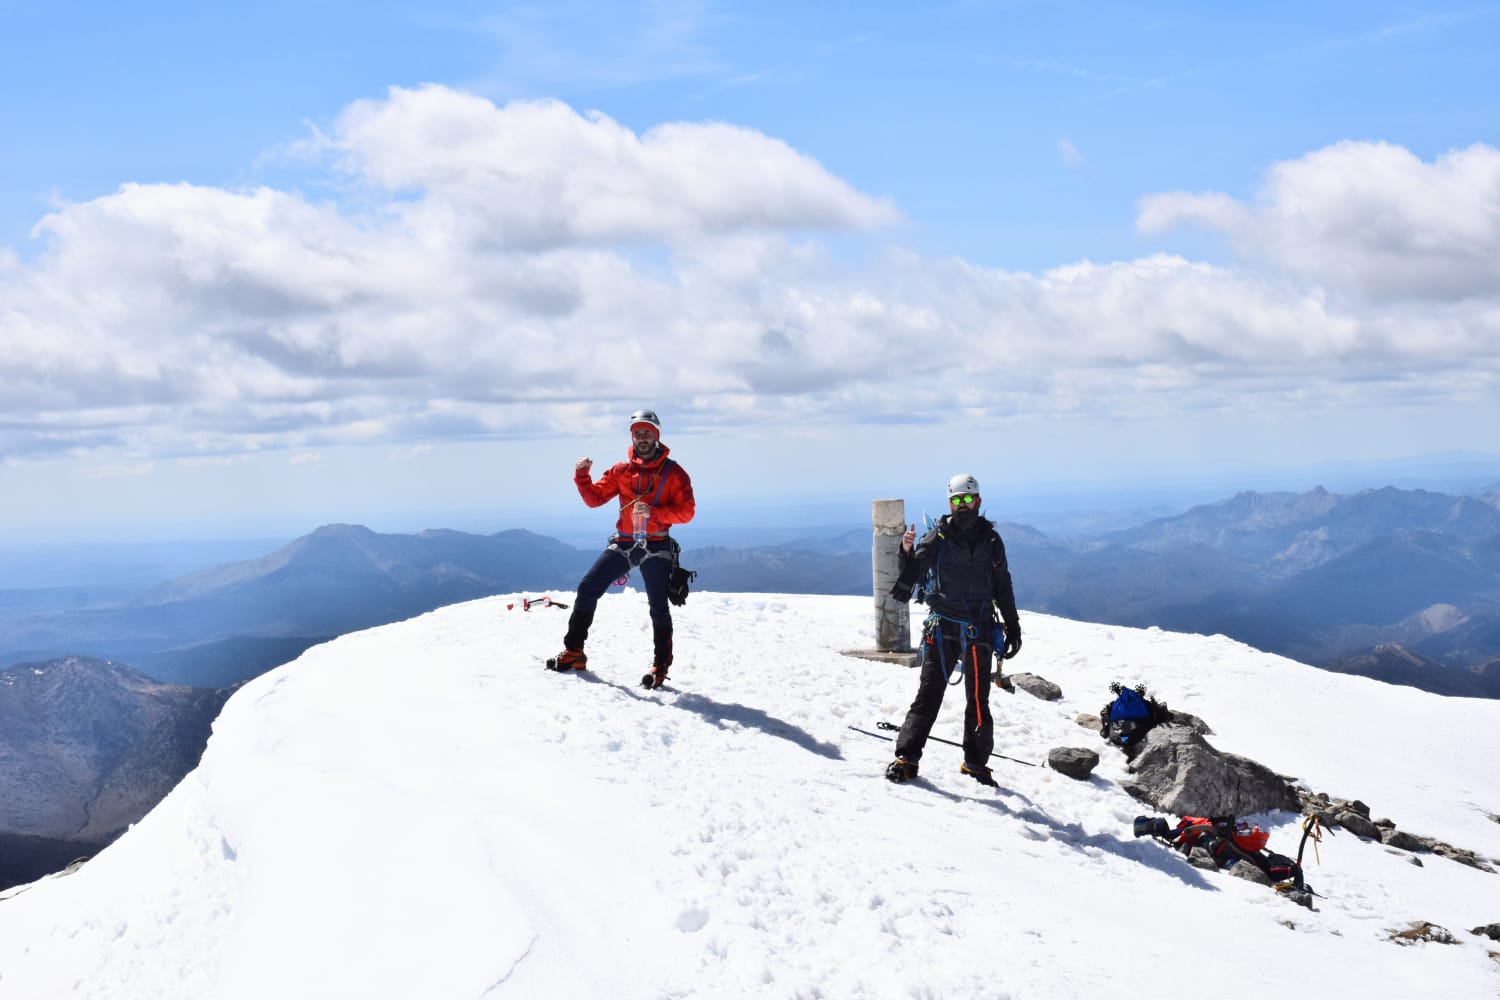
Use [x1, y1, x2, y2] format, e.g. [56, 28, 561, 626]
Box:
[1002, 621, 1022, 660]
[889, 582, 914, 603]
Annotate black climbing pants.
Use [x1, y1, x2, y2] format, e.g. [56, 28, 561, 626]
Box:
[894, 621, 994, 769]
[563, 538, 675, 667]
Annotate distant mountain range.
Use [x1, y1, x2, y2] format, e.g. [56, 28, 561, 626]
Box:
[0, 526, 596, 686]
[1003, 486, 1500, 698]
[4, 489, 1500, 698]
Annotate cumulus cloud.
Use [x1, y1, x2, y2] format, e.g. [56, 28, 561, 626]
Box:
[323, 86, 900, 249]
[1138, 140, 1500, 302]
[0, 90, 1496, 466]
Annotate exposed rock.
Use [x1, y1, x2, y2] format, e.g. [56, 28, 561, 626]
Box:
[1382, 829, 1432, 852]
[1336, 810, 1383, 840]
[1122, 724, 1302, 817]
[1046, 747, 1098, 780]
[1225, 861, 1315, 906]
[1228, 860, 1274, 887]
[1432, 843, 1496, 873]
[1164, 709, 1212, 736]
[1471, 923, 1500, 941]
[1073, 713, 1099, 730]
[1281, 888, 1316, 910]
[1009, 673, 1061, 701]
[1388, 921, 1456, 946]
[1299, 790, 1497, 872]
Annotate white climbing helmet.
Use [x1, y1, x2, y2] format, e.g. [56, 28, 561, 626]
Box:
[946, 473, 980, 499]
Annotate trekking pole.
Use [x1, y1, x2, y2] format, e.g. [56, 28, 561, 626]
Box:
[875, 721, 1037, 767]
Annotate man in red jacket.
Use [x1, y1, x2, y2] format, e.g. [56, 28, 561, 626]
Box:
[549, 408, 695, 688]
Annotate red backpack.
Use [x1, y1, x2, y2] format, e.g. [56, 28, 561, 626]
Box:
[1135, 813, 1315, 892]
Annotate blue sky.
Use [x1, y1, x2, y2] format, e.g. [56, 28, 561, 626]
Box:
[3, 1, 1499, 544]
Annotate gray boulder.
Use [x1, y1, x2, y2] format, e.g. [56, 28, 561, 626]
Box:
[1046, 747, 1099, 780]
[1336, 810, 1383, 840]
[1383, 829, 1433, 852]
[1228, 859, 1274, 887]
[1010, 673, 1062, 701]
[1122, 724, 1302, 817]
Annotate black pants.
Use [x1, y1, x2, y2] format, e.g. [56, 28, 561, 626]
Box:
[563, 539, 675, 667]
[895, 621, 994, 768]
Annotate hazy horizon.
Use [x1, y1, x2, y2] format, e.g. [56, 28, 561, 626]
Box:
[4, 448, 1499, 592]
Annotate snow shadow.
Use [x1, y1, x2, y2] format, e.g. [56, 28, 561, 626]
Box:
[671, 691, 844, 760]
[585, 676, 844, 759]
[913, 779, 1221, 891]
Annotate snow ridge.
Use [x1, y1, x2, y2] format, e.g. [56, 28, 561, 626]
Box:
[1, 592, 1497, 998]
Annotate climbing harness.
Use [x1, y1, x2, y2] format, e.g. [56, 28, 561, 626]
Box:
[607, 458, 679, 584]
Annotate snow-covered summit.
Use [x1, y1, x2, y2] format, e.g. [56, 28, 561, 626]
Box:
[1, 592, 1497, 998]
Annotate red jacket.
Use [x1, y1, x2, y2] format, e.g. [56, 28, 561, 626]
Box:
[575, 444, 695, 538]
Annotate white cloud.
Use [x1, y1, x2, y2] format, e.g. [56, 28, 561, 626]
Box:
[1138, 140, 1500, 302]
[324, 86, 900, 249]
[0, 93, 1495, 469]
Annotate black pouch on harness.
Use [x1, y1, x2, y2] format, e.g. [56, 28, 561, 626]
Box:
[666, 540, 696, 606]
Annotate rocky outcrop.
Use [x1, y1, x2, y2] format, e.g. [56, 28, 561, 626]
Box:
[1298, 790, 1497, 873]
[1122, 724, 1302, 817]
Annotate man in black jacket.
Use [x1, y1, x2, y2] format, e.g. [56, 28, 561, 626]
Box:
[885, 473, 1023, 787]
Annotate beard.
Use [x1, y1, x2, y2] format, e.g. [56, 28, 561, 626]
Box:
[633, 440, 659, 459]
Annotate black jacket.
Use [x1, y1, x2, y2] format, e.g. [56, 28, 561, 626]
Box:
[895, 511, 1020, 629]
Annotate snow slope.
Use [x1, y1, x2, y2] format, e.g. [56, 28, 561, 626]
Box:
[1, 592, 1497, 999]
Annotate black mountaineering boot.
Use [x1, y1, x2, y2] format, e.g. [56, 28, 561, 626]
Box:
[885, 758, 919, 783]
[960, 762, 998, 787]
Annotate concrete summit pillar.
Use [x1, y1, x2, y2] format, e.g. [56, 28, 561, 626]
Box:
[841, 499, 919, 667]
[871, 498, 912, 652]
